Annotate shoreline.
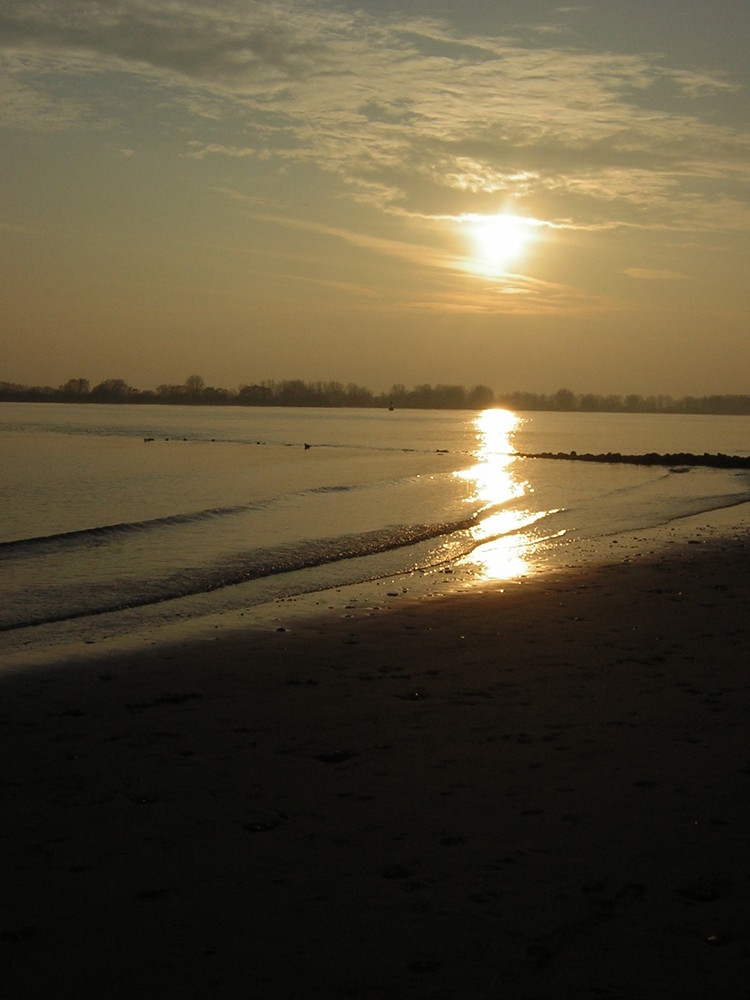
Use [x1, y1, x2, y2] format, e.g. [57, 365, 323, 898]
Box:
[2, 508, 749, 996]
[4, 499, 750, 673]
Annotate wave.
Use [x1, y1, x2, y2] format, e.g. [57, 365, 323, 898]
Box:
[0, 482, 366, 557]
[0, 502, 259, 556]
[307, 483, 358, 494]
[0, 512, 484, 632]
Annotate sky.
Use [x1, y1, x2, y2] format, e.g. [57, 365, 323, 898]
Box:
[2, 0, 749, 396]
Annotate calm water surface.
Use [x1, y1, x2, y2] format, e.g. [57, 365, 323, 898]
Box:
[2, 403, 749, 660]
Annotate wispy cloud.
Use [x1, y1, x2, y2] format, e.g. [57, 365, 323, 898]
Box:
[623, 267, 690, 281]
[216, 186, 457, 271]
[186, 142, 256, 160]
[2, 0, 749, 294]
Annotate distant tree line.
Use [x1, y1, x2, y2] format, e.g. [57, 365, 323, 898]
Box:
[1, 376, 750, 414]
[0, 376, 495, 409]
[496, 387, 750, 416]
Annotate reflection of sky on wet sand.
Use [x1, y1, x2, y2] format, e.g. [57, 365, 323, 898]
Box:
[455, 409, 546, 581]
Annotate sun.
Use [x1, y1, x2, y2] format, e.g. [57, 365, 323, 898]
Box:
[471, 213, 530, 271]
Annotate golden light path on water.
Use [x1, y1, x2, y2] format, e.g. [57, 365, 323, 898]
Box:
[455, 408, 550, 580]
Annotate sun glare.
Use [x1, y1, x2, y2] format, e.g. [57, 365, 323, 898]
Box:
[453, 408, 535, 580]
[461, 213, 535, 275]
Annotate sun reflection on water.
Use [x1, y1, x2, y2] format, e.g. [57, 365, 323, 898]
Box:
[455, 408, 541, 580]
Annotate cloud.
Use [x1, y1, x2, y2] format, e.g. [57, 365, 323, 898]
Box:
[623, 267, 689, 281]
[186, 142, 256, 160]
[2, 0, 749, 241]
[213, 185, 598, 315]
[402, 271, 607, 317]
[215, 186, 456, 270]
[0, 0, 327, 83]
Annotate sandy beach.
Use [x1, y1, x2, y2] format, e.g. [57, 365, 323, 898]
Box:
[2, 515, 749, 998]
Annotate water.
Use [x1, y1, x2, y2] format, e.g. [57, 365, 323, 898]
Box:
[2, 403, 749, 661]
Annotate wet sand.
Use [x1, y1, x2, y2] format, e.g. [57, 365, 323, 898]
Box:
[1, 523, 749, 998]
